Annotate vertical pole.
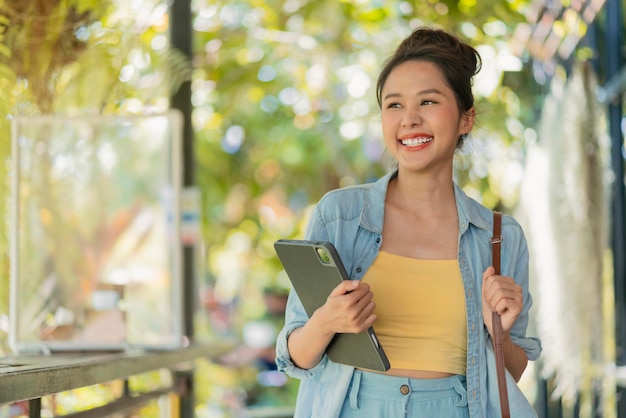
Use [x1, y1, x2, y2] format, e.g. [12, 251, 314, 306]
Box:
[606, 0, 625, 362]
[170, 0, 194, 194]
[170, 1, 195, 417]
[606, 0, 625, 416]
[175, 369, 195, 418]
[28, 398, 41, 418]
[534, 372, 548, 418]
[123, 378, 131, 397]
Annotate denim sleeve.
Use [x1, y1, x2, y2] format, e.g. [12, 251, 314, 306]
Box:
[275, 289, 329, 379]
[275, 206, 331, 379]
[504, 217, 542, 361]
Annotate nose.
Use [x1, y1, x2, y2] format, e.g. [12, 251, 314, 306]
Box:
[401, 107, 422, 127]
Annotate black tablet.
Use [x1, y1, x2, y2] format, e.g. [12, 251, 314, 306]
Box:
[274, 239, 390, 372]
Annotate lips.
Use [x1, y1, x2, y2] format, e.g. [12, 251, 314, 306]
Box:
[399, 136, 433, 147]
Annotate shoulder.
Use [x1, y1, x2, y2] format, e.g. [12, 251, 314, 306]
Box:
[314, 177, 385, 221]
[454, 184, 526, 240]
[312, 185, 369, 224]
[454, 184, 492, 231]
[318, 182, 373, 205]
[305, 173, 391, 242]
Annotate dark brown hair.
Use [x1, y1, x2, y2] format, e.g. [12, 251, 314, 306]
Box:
[376, 27, 482, 118]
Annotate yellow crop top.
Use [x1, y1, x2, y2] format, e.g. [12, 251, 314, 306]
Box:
[361, 251, 467, 375]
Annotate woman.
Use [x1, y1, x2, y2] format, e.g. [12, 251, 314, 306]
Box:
[275, 27, 541, 418]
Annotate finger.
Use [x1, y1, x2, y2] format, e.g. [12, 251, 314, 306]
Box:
[482, 266, 495, 281]
[353, 301, 377, 332]
[339, 298, 374, 330]
[486, 281, 522, 301]
[361, 311, 377, 330]
[494, 299, 522, 317]
[492, 290, 523, 312]
[338, 282, 371, 308]
[356, 296, 375, 316]
[344, 281, 374, 313]
[483, 274, 517, 296]
[493, 298, 510, 315]
[329, 280, 360, 297]
[482, 268, 497, 302]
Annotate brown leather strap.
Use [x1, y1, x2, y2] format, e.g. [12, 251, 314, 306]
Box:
[491, 211, 510, 418]
[491, 211, 502, 275]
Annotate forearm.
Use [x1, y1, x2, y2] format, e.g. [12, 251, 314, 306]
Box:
[502, 334, 528, 382]
[287, 310, 335, 370]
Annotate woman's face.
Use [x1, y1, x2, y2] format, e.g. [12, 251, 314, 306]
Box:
[380, 60, 473, 176]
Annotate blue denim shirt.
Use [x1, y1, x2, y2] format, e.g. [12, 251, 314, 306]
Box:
[276, 170, 542, 418]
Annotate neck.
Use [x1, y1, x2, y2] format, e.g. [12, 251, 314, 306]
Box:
[388, 169, 456, 217]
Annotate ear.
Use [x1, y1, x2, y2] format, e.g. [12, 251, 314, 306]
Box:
[460, 107, 475, 134]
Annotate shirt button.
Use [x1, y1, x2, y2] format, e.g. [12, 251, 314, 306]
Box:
[356, 266, 362, 273]
[400, 384, 410, 395]
[376, 237, 381, 243]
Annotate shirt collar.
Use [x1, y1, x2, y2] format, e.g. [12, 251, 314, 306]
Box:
[453, 183, 491, 234]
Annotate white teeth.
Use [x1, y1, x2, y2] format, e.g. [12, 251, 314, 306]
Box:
[401, 137, 433, 146]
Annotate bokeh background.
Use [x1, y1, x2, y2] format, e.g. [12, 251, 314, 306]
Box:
[0, 0, 624, 417]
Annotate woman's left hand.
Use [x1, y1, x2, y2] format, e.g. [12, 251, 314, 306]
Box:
[481, 266, 523, 337]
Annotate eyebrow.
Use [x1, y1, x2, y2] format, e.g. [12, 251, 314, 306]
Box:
[383, 88, 445, 101]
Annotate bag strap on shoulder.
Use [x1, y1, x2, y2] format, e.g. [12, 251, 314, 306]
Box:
[491, 211, 510, 418]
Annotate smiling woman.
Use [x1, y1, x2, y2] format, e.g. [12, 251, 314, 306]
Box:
[275, 27, 542, 418]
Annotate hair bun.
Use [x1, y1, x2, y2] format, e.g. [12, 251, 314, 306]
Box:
[376, 27, 482, 116]
[395, 28, 481, 78]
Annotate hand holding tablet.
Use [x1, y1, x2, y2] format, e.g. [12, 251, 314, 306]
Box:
[274, 239, 390, 372]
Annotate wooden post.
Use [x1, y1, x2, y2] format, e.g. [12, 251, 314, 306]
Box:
[28, 398, 41, 418]
[169, 1, 195, 417]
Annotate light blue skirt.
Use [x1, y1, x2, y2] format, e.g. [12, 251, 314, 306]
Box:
[339, 370, 469, 418]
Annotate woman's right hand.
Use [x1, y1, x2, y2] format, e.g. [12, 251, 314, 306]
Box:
[314, 280, 377, 336]
[287, 280, 377, 370]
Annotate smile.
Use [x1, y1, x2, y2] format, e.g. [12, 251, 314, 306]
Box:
[400, 137, 433, 146]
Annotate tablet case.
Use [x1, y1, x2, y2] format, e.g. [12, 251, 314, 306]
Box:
[274, 239, 390, 371]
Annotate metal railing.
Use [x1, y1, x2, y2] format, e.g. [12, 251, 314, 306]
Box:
[0, 341, 234, 418]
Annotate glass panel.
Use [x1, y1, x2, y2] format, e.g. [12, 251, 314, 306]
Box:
[10, 112, 183, 352]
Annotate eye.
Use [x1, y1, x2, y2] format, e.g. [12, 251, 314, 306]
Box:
[421, 99, 436, 106]
[386, 102, 402, 109]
